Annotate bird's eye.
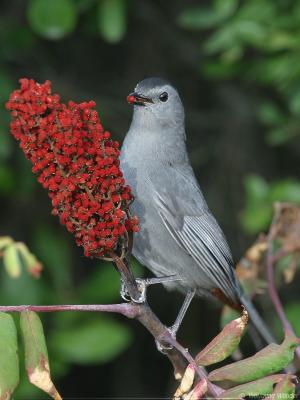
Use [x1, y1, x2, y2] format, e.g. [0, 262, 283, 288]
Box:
[159, 92, 168, 102]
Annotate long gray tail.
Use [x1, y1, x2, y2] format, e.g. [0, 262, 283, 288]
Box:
[240, 294, 275, 344]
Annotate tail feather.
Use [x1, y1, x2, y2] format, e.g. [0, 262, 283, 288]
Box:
[240, 294, 275, 345]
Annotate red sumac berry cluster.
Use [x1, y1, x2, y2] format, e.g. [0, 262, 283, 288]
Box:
[6, 78, 139, 257]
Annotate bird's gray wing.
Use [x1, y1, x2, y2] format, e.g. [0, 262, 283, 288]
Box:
[152, 171, 240, 303]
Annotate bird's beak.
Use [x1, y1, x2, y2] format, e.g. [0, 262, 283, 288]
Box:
[127, 92, 153, 106]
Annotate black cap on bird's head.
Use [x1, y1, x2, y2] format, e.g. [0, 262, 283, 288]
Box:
[126, 77, 184, 129]
[127, 77, 175, 107]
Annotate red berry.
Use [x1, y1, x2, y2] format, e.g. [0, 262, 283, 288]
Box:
[6, 78, 139, 258]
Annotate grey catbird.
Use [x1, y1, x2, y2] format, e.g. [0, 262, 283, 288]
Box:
[121, 77, 273, 343]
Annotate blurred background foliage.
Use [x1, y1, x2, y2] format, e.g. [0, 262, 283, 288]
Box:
[0, 0, 299, 398]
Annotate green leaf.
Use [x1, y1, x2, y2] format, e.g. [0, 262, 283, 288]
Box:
[234, 20, 266, 46]
[240, 204, 273, 234]
[20, 311, 62, 400]
[196, 310, 247, 366]
[0, 312, 19, 399]
[240, 174, 272, 234]
[221, 45, 243, 63]
[0, 236, 13, 251]
[264, 31, 299, 52]
[270, 180, 300, 203]
[177, 0, 237, 30]
[289, 90, 300, 116]
[214, 0, 238, 20]
[258, 101, 286, 126]
[97, 0, 127, 43]
[202, 61, 240, 79]
[3, 244, 22, 278]
[237, 1, 275, 25]
[16, 243, 42, 279]
[27, 0, 77, 40]
[49, 316, 132, 364]
[241, 177, 300, 234]
[244, 174, 269, 203]
[177, 8, 226, 30]
[204, 25, 239, 54]
[266, 126, 299, 146]
[250, 54, 300, 88]
[208, 332, 300, 384]
[219, 374, 290, 399]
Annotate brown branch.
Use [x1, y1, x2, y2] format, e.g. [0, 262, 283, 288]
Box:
[0, 253, 223, 397]
[0, 303, 138, 318]
[0, 299, 222, 393]
[0, 301, 221, 396]
[111, 254, 221, 398]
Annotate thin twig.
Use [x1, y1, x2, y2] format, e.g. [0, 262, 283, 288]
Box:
[0, 303, 139, 318]
[266, 236, 300, 359]
[164, 333, 224, 397]
[0, 242, 222, 395]
[0, 300, 222, 397]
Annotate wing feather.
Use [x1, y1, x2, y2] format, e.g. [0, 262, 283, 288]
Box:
[155, 190, 240, 302]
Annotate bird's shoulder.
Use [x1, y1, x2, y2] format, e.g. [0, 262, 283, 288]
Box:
[146, 161, 207, 215]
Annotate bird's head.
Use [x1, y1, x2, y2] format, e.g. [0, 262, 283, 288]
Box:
[127, 77, 185, 130]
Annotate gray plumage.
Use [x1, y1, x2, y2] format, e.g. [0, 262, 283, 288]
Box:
[121, 77, 273, 343]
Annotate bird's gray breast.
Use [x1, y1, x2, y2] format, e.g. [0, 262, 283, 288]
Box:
[120, 136, 208, 291]
[120, 151, 173, 275]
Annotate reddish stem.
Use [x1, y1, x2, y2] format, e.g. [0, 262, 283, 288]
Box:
[112, 256, 222, 397]
[266, 245, 300, 359]
[0, 303, 139, 318]
[0, 300, 223, 397]
[165, 334, 224, 397]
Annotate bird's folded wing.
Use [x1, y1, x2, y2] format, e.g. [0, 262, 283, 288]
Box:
[154, 189, 240, 303]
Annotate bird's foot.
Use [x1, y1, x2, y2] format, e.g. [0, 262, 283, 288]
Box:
[120, 275, 183, 303]
[120, 280, 144, 303]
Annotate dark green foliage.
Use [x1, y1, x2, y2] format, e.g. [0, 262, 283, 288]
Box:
[0, 0, 299, 397]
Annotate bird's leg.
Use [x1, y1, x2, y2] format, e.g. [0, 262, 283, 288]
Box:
[136, 275, 184, 302]
[169, 289, 196, 337]
[156, 289, 196, 353]
[120, 275, 183, 303]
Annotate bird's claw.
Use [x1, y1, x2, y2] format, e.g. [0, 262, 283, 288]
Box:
[120, 281, 132, 302]
[120, 279, 147, 303]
